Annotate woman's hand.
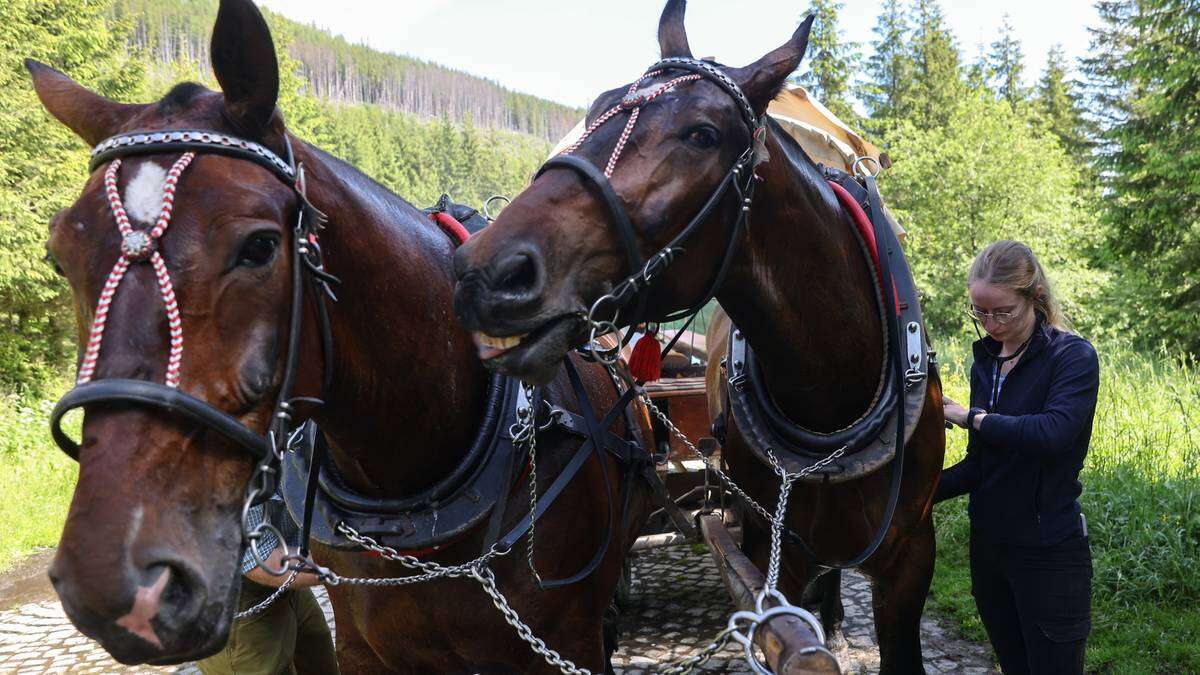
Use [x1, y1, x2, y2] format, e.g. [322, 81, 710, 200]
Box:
[943, 396, 968, 428]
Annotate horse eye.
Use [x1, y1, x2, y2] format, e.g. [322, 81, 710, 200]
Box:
[237, 233, 280, 268]
[685, 126, 721, 149]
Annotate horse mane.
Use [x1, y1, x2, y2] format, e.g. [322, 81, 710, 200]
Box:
[297, 138, 453, 253]
[762, 114, 844, 220]
[157, 82, 208, 115]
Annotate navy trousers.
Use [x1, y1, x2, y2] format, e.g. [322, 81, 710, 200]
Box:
[969, 531, 1092, 674]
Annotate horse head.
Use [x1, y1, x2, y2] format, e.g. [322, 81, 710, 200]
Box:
[454, 0, 812, 384]
[30, 0, 317, 663]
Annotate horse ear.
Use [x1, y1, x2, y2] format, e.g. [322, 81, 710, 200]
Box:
[728, 14, 814, 115]
[211, 0, 280, 133]
[25, 60, 141, 146]
[658, 0, 693, 59]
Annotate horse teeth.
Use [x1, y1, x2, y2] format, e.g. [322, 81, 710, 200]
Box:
[476, 332, 526, 350]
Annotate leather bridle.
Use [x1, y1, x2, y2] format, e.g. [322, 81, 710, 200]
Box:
[48, 129, 338, 513]
[536, 58, 768, 358]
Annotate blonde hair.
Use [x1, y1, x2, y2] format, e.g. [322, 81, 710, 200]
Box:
[969, 240, 1069, 331]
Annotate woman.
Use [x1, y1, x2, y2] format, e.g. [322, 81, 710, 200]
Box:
[938, 240, 1100, 674]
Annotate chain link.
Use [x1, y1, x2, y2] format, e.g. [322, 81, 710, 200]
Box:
[233, 570, 298, 620]
[628, 372, 840, 672]
[471, 565, 593, 674]
[515, 381, 543, 585]
[330, 522, 507, 586]
[763, 450, 795, 593]
[654, 628, 738, 674]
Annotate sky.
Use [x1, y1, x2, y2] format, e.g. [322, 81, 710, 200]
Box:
[257, 0, 1101, 109]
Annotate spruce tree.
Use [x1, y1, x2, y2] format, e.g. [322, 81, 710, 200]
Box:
[861, 0, 913, 123]
[987, 15, 1026, 108]
[795, 0, 860, 123]
[1085, 0, 1200, 349]
[1035, 44, 1089, 154]
[0, 0, 145, 391]
[908, 0, 964, 129]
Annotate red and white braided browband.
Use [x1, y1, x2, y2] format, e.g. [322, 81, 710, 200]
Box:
[77, 153, 195, 388]
[560, 71, 701, 177]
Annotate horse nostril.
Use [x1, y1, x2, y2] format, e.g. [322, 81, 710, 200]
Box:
[492, 250, 542, 299]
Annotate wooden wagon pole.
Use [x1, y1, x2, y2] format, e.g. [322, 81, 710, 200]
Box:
[699, 514, 841, 674]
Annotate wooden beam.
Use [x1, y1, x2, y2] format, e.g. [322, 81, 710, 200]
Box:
[699, 514, 841, 674]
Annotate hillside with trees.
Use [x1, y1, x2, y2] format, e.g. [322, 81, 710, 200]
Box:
[112, 0, 582, 141]
[1, 0, 561, 394]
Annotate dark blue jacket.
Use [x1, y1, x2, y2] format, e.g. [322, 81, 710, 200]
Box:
[936, 317, 1100, 547]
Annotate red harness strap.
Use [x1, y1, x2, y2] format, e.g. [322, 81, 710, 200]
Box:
[430, 210, 471, 246]
[827, 180, 900, 315]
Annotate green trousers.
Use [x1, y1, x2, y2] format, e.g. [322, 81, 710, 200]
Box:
[197, 578, 339, 675]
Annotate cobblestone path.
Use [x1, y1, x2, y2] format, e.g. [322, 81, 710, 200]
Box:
[1, 547, 996, 674]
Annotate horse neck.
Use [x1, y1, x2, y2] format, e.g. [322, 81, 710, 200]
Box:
[295, 142, 488, 497]
[716, 130, 885, 430]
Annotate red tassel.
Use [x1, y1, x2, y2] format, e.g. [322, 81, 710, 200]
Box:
[629, 329, 662, 383]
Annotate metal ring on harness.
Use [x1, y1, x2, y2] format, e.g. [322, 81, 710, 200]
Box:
[483, 194, 510, 221]
[246, 521, 290, 576]
[587, 320, 622, 365]
[852, 155, 881, 178]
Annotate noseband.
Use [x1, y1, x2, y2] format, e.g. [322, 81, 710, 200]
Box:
[536, 58, 768, 358]
[49, 130, 337, 509]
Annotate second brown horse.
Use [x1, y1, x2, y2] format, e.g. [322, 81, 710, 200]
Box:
[454, 2, 945, 672]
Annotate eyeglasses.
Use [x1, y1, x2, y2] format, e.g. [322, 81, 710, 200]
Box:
[966, 305, 1022, 325]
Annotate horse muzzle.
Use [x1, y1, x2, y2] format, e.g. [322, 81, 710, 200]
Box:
[49, 545, 234, 664]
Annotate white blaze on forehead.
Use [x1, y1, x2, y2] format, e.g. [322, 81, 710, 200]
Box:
[123, 162, 169, 225]
[627, 85, 663, 102]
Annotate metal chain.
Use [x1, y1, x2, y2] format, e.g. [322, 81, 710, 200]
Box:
[638, 386, 845, 521]
[763, 451, 795, 593]
[654, 628, 738, 674]
[233, 570, 298, 620]
[514, 381, 543, 584]
[329, 522, 507, 586]
[625, 368, 841, 672]
[471, 565, 592, 675]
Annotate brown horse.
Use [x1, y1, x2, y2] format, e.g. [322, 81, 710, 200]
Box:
[453, 2, 945, 672]
[32, 0, 648, 670]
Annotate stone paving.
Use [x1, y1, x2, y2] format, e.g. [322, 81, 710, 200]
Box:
[611, 545, 997, 675]
[1, 546, 996, 674]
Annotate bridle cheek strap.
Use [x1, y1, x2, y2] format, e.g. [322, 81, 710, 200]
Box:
[78, 153, 195, 388]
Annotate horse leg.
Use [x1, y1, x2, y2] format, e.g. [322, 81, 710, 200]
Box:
[602, 597, 621, 675]
[868, 520, 934, 675]
[804, 569, 847, 653]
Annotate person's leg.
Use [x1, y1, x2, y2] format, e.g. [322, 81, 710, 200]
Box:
[197, 579, 299, 675]
[970, 532, 1031, 675]
[1010, 536, 1092, 675]
[290, 586, 339, 675]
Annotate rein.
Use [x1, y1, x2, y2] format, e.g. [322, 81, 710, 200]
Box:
[48, 129, 338, 560]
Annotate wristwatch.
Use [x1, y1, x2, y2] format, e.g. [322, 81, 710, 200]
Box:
[966, 407, 986, 430]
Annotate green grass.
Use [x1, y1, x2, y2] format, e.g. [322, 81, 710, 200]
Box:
[0, 380, 78, 573]
[929, 341, 1200, 673]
